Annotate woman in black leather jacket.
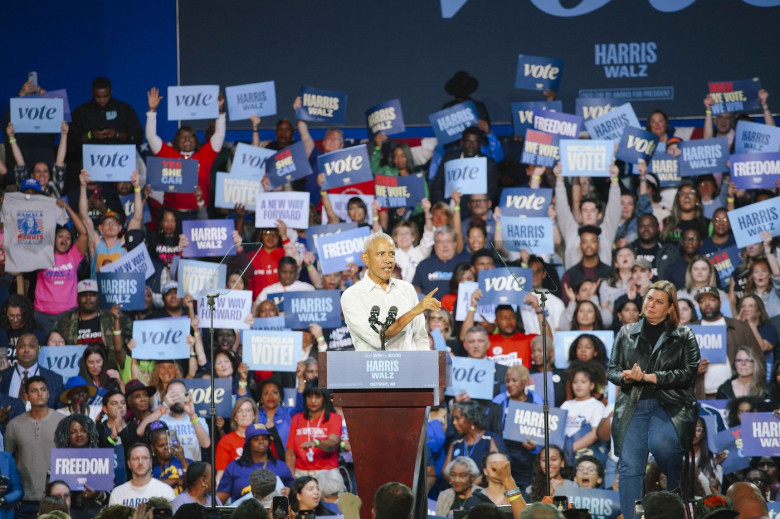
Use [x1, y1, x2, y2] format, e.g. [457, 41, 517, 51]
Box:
[608, 280, 700, 519]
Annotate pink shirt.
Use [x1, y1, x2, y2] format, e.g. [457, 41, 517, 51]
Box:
[35, 246, 84, 314]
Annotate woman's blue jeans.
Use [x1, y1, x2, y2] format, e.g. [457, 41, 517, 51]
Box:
[618, 398, 683, 519]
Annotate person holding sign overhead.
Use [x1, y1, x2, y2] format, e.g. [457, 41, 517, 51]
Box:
[608, 280, 700, 519]
[341, 232, 439, 351]
[6, 120, 68, 198]
[145, 86, 226, 213]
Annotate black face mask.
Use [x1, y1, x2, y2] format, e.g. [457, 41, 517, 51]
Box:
[170, 403, 185, 414]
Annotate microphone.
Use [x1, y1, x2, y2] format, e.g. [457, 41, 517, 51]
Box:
[385, 306, 398, 327]
[369, 306, 381, 333]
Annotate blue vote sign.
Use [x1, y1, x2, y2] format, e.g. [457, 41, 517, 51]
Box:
[730, 152, 780, 189]
[478, 267, 531, 306]
[445, 357, 495, 401]
[131, 317, 190, 360]
[429, 101, 479, 145]
[296, 86, 347, 125]
[575, 97, 619, 121]
[242, 330, 303, 372]
[181, 219, 234, 258]
[499, 188, 552, 218]
[97, 271, 145, 310]
[511, 101, 561, 136]
[10, 97, 63, 133]
[38, 346, 87, 381]
[514, 55, 564, 91]
[443, 157, 487, 198]
[181, 378, 232, 418]
[167, 85, 219, 120]
[231, 142, 276, 176]
[319, 145, 373, 190]
[225, 80, 277, 120]
[615, 126, 659, 164]
[146, 156, 198, 193]
[82, 144, 135, 181]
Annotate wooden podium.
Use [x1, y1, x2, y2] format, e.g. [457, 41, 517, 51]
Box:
[319, 351, 450, 519]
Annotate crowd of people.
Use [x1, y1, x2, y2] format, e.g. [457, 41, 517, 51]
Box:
[0, 69, 778, 519]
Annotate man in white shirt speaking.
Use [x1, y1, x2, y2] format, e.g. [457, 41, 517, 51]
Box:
[341, 232, 440, 351]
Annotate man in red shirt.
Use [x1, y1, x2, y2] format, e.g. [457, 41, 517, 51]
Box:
[487, 294, 552, 368]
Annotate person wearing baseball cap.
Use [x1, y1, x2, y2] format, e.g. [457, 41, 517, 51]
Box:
[690, 285, 764, 399]
[55, 279, 133, 376]
[79, 168, 144, 279]
[20, 178, 42, 194]
[611, 258, 654, 325]
[692, 494, 739, 519]
[216, 423, 294, 504]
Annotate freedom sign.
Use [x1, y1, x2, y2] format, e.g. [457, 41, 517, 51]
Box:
[445, 357, 495, 400]
[96, 271, 145, 310]
[504, 401, 567, 447]
[214, 172, 262, 210]
[10, 97, 63, 133]
[688, 325, 727, 364]
[231, 142, 276, 176]
[584, 102, 640, 141]
[198, 290, 252, 329]
[500, 188, 552, 218]
[100, 244, 155, 280]
[255, 192, 309, 229]
[316, 226, 370, 275]
[514, 54, 564, 91]
[501, 217, 554, 254]
[51, 448, 114, 491]
[131, 316, 190, 360]
[560, 139, 613, 177]
[615, 126, 659, 164]
[242, 330, 303, 372]
[511, 101, 561, 136]
[708, 77, 761, 115]
[181, 378, 232, 418]
[740, 412, 780, 456]
[306, 222, 358, 252]
[319, 145, 373, 190]
[82, 144, 135, 181]
[284, 290, 341, 329]
[177, 259, 226, 297]
[429, 101, 478, 145]
[366, 99, 404, 136]
[734, 120, 780, 154]
[521, 129, 559, 167]
[648, 151, 682, 188]
[182, 219, 235, 258]
[225, 80, 277, 120]
[146, 156, 198, 193]
[443, 157, 487, 198]
[677, 138, 729, 176]
[167, 85, 219, 120]
[296, 86, 347, 124]
[266, 141, 312, 188]
[375, 173, 426, 208]
[730, 152, 780, 190]
[38, 345, 87, 381]
[728, 197, 780, 249]
[575, 97, 618, 121]
[532, 109, 582, 138]
[478, 267, 531, 305]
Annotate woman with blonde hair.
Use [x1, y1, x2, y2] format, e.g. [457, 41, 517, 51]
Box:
[716, 346, 769, 401]
[676, 255, 729, 316]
